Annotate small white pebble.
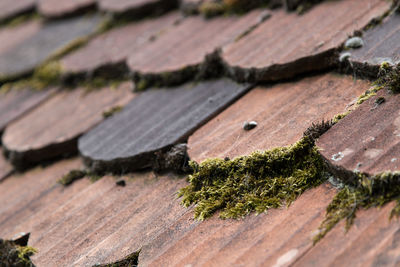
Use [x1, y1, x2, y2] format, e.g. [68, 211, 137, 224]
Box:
[392, 158, 397, 162]
[345, 37, 364, 49]
[332, 152, 344, 162]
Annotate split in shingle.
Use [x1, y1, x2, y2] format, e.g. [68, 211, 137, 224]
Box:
[0, 15, 101, 81]
[78, 79, 252, 174]
[2, 83, 134, 171]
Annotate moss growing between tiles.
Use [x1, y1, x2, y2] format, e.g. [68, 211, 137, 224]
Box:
[92, 250, 140, 267]
[0, 239, 37, 267]
[315, 172, 400, 243]
[375, 63, 400, 94]
[58, 169, 87, 186]
[103, 106, 123, 118]
[179, 136, 325, 220]
[0, 11, 39, 29]
[199, 0, 272, 18]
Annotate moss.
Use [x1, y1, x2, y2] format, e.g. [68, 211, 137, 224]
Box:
[93, 250, 140, 267]
[58, 169, 87, 186]
[1, 61, 63, 91]
[332, 111, 350, 124]
[199, 2, 227, 18]
[0, 239, 37, 267]
[0, 11, 39, 29]
[103, 106, 123, 118]
[179, 136, 325, 220]
[375, 63, 400, 94]
[314, 171, 400, 243]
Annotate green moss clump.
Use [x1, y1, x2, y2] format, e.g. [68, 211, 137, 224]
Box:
[58, 169, 87, 186]
[199, 2, 227, 18]
[103, 106, 123, 118]
[93, 250, 140, 267]
[0, 12, 39, 29]
[375, 63, 400, 94]
[1, 61, 62, 91]
[179, 136, 325, 220]
[315, 172, 400, 243]
[0, 239, 37, 267]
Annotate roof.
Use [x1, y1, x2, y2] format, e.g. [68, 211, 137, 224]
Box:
[1, 0, 400, 266]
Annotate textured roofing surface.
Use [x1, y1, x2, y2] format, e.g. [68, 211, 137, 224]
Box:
[0, 88, 54, 133]
[2, 83, 134, 169]
[317, 89, 400, 175]
[348, 13, 400, 76]
[1, 0, 400, 266]
[222, 0, 390, 82]
[0, 15, 101, 79]
[60, 12, 181, 77]
[0, 0, 35, 22]
[188, 74, 368, 161]
[79, 79, 250, 173]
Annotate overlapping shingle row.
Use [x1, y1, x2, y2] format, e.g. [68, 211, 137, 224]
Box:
[1, 0, 400, 266]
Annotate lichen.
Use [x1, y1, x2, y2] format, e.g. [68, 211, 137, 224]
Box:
[0, 239, 37, 267]
[178, 136, 325, 220]
[58, 169, 87, 186]
[314, 171, 400, 243]
[93, 250, 140, 267]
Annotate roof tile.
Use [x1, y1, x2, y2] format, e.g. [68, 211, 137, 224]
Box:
[348, 13, 400, 77]
[0, 0, 35, 23]
[0, 88, 54, 133]
[2, 83, 134, 170]
[60, 12, 181, 77]
[188, 74, 369, 162]
[38, 0, 96, 18]
[294, 203, 399, 266]
[0, 15, 101, 79]
[78, 79, 251, 173]
[0, 21, 40, 56]
[317, 89, 400, 176]
[221, 0, 390, 82]
[127, 9, 264, 85]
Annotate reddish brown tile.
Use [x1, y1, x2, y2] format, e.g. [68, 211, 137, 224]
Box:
[0, 0, 35, 22]
[0, 15, 101, 79]
[222, 0, 390, 83]
[0, 88, 54, 133]
[2, 83, 134, 170]
[348, 13, 400, 78]
[317, 89, 400, 176]
[294, 203, 399, 267]
[188, 74, 369, 162]
[60, 12, 181, 77]
[98, 0, 178, 17]
[0, 158, 84, 238]
[127, 9, 264, 86]
[38, 0, 96, 18]
[78, 79, 251, 174]
[0, 21, 40, 56]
